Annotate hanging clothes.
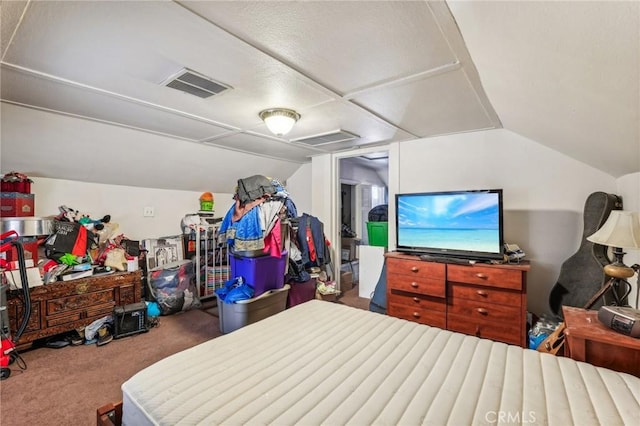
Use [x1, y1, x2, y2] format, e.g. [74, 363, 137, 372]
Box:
[296, 213, 330, 267]
[263, 217, 283, 257]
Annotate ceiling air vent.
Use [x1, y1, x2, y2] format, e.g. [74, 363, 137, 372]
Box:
[164, 68, 230, 99]
[292, 130, 360, 146]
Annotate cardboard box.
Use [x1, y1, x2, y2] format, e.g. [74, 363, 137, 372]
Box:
[1, 236, 38, 265]
[341, 237, 359, 261]
[0, 192, 35, 217]
[341, 271, 353, 291]
[4, 267, 43, 289]
[341, 249, 350, 261]
[315, 290, 339, 302]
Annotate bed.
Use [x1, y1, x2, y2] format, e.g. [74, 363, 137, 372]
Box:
[119, 300, 639, 425]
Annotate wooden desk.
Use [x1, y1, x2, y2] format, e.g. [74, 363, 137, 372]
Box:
[563, 306, 640, 377]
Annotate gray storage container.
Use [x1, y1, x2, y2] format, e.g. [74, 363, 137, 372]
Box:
[217, 284, 290, 334]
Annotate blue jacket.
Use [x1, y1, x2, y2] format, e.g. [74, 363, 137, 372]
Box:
[296, 213, 330, 267]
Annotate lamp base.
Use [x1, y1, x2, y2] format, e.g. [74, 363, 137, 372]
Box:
[603, 263, 635, 279]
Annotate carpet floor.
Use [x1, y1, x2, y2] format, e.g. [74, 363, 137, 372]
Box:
[0, 282, 370, 425]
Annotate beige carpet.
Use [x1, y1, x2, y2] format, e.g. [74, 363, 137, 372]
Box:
[0, 283, 370, 425]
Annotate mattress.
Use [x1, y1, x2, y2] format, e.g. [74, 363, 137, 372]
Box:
[122, 300, 640, 425]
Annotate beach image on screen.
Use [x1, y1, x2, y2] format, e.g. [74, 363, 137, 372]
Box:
[397, 192, 500, 253]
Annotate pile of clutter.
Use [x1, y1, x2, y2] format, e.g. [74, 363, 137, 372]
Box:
[315, 269, 339, 301]
[41, 205, 140, 283]
[43, 301, 161, 349]
[528, 315, 563, 349]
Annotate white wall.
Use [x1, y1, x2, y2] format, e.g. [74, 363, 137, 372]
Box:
[315, 128, 621, 316]
[397, 129, 619, 316]
[339, 158, 386, 186]
[285, 163, 312, 216]
[32, 177, 235, 240]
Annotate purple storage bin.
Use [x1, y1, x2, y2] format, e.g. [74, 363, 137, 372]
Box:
[230, 250, 287, 297]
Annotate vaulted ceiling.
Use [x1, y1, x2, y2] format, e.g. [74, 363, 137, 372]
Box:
[1, 1, 638, 192]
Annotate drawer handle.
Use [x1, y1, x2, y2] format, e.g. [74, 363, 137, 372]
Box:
[76, 282, 89, 294]
[476, 308, 489, 315]
[411, 266, 419, 273]
[476, 290, 488, 297]
[413, 297, 420, 303]
[410, 282, 419, 288]
[475, 273, 488, 279]
[412, 312, 420, 318]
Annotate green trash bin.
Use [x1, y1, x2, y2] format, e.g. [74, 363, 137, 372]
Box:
[367, 221, 388, 247]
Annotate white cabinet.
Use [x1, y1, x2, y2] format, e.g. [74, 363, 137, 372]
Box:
[358, 245, 386, 299]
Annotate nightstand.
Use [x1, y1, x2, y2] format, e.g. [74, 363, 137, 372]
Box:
[563, 306, 640, 377]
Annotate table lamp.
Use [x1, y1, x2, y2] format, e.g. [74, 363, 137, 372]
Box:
[586, 210, 640, 306]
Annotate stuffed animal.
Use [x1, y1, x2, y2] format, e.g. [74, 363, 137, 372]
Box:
[78, 214, 111, 231]
[57, 205, 110, 230]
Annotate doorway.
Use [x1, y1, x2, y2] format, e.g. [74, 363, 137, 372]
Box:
[338, 152, 389, 293]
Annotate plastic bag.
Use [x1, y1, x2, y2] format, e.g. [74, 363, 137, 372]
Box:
[149, 260, 201, 315]
[215, 276, 254, 304]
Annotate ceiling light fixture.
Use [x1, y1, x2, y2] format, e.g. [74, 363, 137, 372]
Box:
[259, 108, 300, 137]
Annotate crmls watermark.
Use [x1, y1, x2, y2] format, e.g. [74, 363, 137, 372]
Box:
[484, 410, 537, 424]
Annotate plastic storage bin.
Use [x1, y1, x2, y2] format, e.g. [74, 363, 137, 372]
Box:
[229, 250, 287, 297]
[367, 221, 388, 247]
[217, 284, 290, 334]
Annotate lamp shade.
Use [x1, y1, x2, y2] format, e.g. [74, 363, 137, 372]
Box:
[259, 108, 300, 136]
[586, 211, 640, 249]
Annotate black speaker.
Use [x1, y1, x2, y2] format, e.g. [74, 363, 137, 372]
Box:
[113, 302, 148, 338]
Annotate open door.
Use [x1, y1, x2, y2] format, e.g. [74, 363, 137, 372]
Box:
[337, 153, 388, 293]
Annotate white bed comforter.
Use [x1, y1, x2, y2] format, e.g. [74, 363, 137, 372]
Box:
[122, 300, 640, 425]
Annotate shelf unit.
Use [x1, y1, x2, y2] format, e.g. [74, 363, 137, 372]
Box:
[188, 223, 229, 300]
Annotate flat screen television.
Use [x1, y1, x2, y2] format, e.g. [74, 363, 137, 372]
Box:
[395, 189, 504, 260]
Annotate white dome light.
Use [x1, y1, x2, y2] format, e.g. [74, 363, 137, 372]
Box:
[259, 108, 301, 137]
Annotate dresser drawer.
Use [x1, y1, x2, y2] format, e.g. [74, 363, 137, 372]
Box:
[47, 310, 83, 327]
[387, 258, 446, 280]
[388, 302, 446, 329]
[47, 289, 115, 315]
[8, 299, 41, 333]
[387, 259, 446, 297]
[447, 313, 521, 346]
[447, 297, 522, 322]
[447, 264, 523, 290]
[448, 283, 521, 306]
[387, 276, 445, 298]
[388, 290, 446, 312]
[119, 284, 137, 305]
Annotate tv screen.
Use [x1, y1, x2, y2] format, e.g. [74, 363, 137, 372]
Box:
[395, 189, 504, 260]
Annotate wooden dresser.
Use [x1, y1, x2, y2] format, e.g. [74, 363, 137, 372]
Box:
[385, 252, 529, 347]
[7, 270, 142, 349]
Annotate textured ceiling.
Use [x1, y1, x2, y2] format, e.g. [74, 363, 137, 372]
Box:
[0, 0, 637, 193]
[448, 0, 639, 178]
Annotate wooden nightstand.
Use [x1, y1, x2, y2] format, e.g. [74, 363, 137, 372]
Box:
[563, 306, 640, 377]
